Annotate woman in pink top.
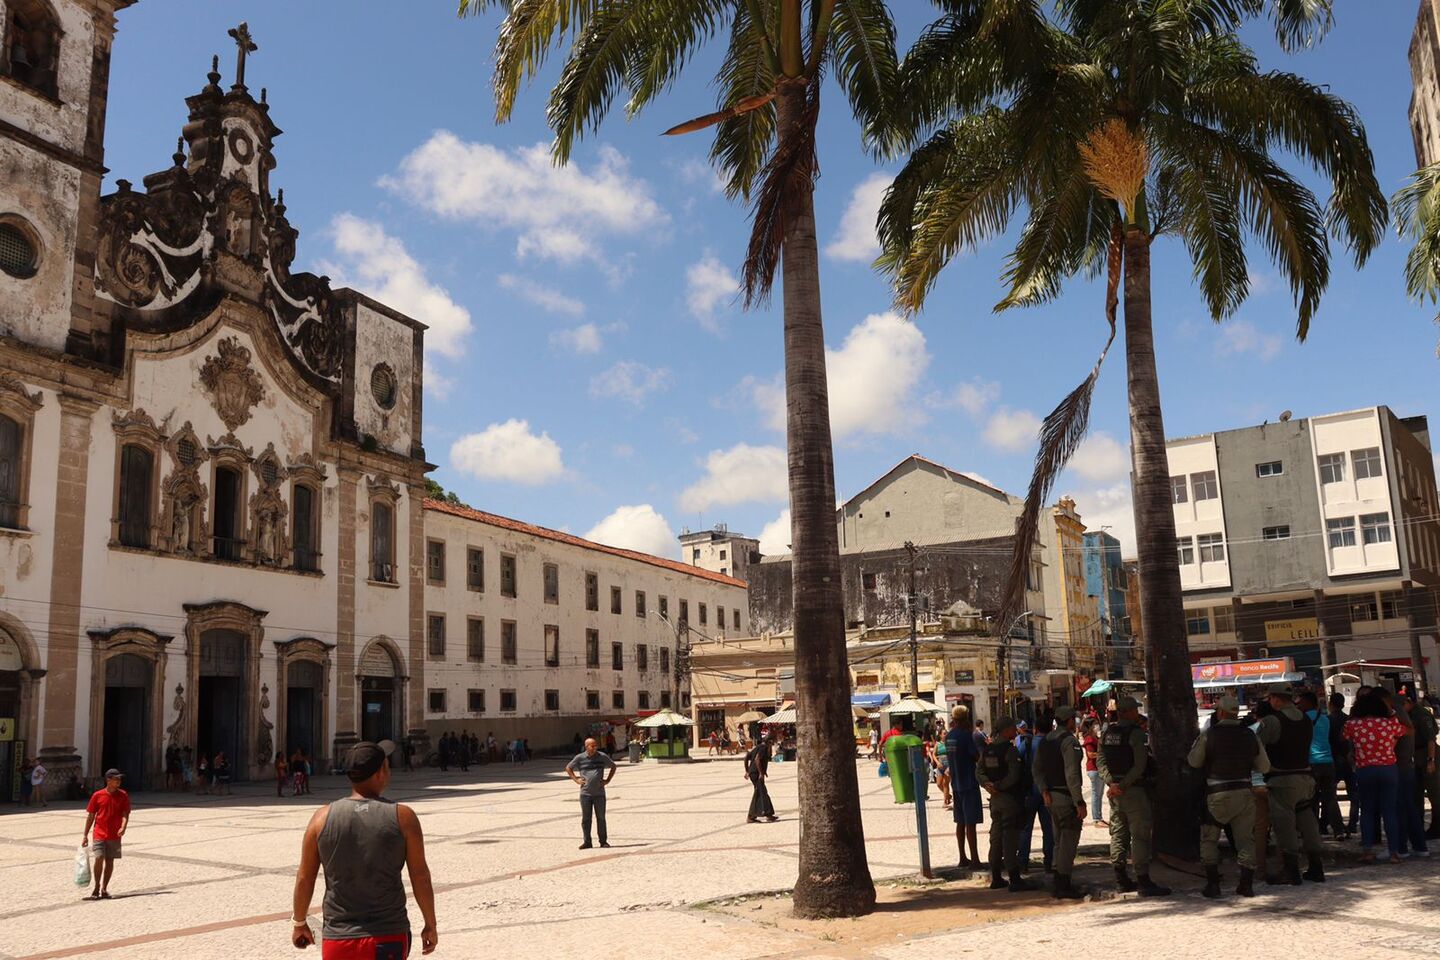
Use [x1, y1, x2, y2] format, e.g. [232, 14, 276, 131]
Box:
[1344, 693, 1406, 863]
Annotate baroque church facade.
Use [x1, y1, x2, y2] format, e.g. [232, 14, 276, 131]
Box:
[0, 0, 429, 789]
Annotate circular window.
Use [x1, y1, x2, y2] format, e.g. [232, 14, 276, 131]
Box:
[370, 364, 398, 410]
[0, 221, 39, 279]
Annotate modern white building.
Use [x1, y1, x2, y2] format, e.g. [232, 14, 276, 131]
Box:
[421, 500, 750, 749]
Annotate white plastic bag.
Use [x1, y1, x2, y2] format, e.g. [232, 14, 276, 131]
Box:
[74, 846, 91, 887]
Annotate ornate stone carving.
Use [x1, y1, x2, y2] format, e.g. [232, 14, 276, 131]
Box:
[248, 444, 288, 565]
[257, 683, 274, 765]
[160, 422, 210, 555]
[199, 337, 265, 431]
[165, 684, 187, 748]
[0, 374, 43, 412]
[286, 452, 327, 485]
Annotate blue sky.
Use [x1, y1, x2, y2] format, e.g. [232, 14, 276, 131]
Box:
[103, 2, 1438, 559]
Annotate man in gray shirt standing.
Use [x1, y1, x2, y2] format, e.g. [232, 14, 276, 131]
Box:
[567, 737, 617, 849]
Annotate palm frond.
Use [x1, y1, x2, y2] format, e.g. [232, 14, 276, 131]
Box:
[1393, 164, 1440, 355]
[711, 4, 780, 199]
[827, 0, 900, 152]
[742, 83, 820, 306]
[997, 172, 1111, 310]
[478, 0, 600, 123]
[624, 0, 732, 117]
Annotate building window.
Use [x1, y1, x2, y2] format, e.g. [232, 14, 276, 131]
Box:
[1262, 525, 1291, 541]
[862, 571, 878, 591]
[1351, 596, 1378, 622]
[427, 689, 446, 713]
[500, 554, 517, 597]
[0, 413, 27, 529]
[118, 444, 154, 548]
[611, 642, 624, 671]
[543, 562, 559, 604]
[1255, 461, 1283, 478]
[692, 547, 701, 562]
[637, 644, 649, 672]
[733, 609, 741, 631]
[1318, 453, 1346, 484]
[1176, 536, 1195, 565]
[292, 484, 320, 571]
[586, 629, 600, 668]
[467, 617, 484, 662]
[638, 691, 651, 710]
[467, 547, 484, 591]
[1170, 476, 1188, 504]
[500, 689, 517, 712]
[660, 646, 670, 674]
[586, 690, 601, 710]
[1381, 591, 1403, 619]
[501, 620, 517, 664]
[212, 464, 245, 561]
[427, 614, 446, 658]
[699, 603, 708, 626]
[612, 689, 625, 710]
[2, 1, 61, 100]
[468, 689, 485, 713]
[1213, 605, 1235, 633]
[660, 690, 672, 709]
[716, 606, 725, 630]
[544, 689, 560, 712]
[719, 548, 727, 560]
[635, 590, 647, 618]
[679, 600, 689, 625]
[371, 501, 396, 582]
[1197, 533, 1226, 563]
[611, 585, 623, 615]
[1185, 612, 1211, 636]
[370, 363, 398, 410]
[1327, 517, 1356, 548]
[1191, 471, 1219, 501]
[1360, 512, 1392, 545]
[585, 572, 599, 611]
[544, 624, 560, 666]
[1352, 447, 1383, 480]
[659, 596, 668, 619]
[427, 539, 446, 584]
[681, 692, 691, 710]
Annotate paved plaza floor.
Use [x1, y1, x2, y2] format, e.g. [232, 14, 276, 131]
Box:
[0, 756, 1436, 959]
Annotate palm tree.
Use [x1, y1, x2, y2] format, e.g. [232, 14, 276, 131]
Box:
[1393, 162, 1440, 356]
[877, 0, 1384, 854]
[458, 0, 898, 917]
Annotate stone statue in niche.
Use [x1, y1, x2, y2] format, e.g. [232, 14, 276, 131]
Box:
[224, 190, 254, 258]
[257, 683, 273, 765]
[164, 684, 186, 748]
[171, 496, 192, 553]
[255, 508, 280, 564]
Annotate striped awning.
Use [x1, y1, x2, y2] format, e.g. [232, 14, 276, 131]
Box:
[763, 706, 797, 724]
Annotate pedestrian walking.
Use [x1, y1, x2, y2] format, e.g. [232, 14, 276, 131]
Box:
[1081, 719, 1106, 827]
[745, 732, 779, 823]
[868, 726, 880, 761]
[81, 769, 130, 900]
[165, 745, 182, 791]
[566, 737, 617, 849]
[290, 740, 438, 956]
[1097, 696, 1170, 896]
[1328, 691, 1355, 838]
[1300, 689, 1345, 839]
[1344, 691, 1406, 863]
[1188, 695, 1269, 898]
[946, 706, 984, 870]
[977, 716, 1039, 893]
[1394, 692, 1431, 858]
[1034, 706, 1087, 899]
[213, 752, 232, 795]
[276, 752, 290, 798]
[1015, 721, 1054, 875]
[1256, 684, 1325, 884]
[27, 757, 46, 807]
[195, 752, 210, 794]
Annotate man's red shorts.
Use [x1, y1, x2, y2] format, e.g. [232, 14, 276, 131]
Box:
[322, 935, 410, 959]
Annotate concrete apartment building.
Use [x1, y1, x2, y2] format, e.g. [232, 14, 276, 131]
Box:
[1411, 0, 1440, 166]
[1083, 531, 1137, 677]
[1170, 407, 1440, 687]
[421, 500, 749, 749]
[678, 524, 760, 582]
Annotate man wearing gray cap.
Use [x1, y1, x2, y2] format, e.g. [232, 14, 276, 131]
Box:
[977, 717, 1039, 892]
[290, 740, 438, 956]
[1256, 684, 1324, 884]
[1097, 696, 1169, 896]
[1035, 706, 1086, 899]
[1188, 695, 1269, 897]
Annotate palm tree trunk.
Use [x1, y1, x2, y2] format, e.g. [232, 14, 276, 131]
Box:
[1122, 227, 1200, 858]
[777, 82, 876, 919]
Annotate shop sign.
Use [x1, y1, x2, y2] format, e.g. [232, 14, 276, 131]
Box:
[1191, 657, 1293, 682]
[1264, 618, 1319, 644]
[953, 669, 974, 684]
[0, 717, 13, 741]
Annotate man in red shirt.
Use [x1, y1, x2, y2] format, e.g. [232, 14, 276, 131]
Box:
[82, 768, 131, 900]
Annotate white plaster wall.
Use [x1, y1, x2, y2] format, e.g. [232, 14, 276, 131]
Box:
[352, 304, 414, 458]
[0, 0, 96, 151]
[0, 139, 80, 352]
[355, 481, 415, 657]
[1168, 436, 1231, 590]
[1310, 409, 1399, 576]
[422, 509, 749, 723]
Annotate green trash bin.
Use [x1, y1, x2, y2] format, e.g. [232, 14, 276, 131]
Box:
[883, 733, 922, 803]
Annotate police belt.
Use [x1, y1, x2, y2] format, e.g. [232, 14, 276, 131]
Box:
[1205, 779, 1252, 794]
[1264, 767, 1312, 780]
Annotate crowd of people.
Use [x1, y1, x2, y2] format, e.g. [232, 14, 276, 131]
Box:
[436, 731, 533, 770]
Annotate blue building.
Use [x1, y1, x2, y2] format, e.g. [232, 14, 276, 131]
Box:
[1083, 532, 1131, 677]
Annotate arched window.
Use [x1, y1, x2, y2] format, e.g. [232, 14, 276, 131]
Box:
[0, 414, 22, 529]
[371, 501, 394, 582]
[292, 483, 319, 572]
[3, 0, 61, 100]
[118, 444, 153, 547]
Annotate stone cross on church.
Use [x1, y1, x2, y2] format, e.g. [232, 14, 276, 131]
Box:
[228, 22, 258, 91]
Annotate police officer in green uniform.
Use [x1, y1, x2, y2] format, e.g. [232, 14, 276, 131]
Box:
[1096, 696, 1170, 896]
[977, 716, 1040, 892]
[1187, 695, 1270, 898]
[1035, 705, 1086, 900]
[1256, 684, 1324, 884]
[1405, 690, 1440, 838]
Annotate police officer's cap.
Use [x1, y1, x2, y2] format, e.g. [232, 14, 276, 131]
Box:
[1054, 705, 1076, 722]
[1266, 683, 1295, 698]
[1116, 695, 1142, 711]
[1216, 695, 1240, 713]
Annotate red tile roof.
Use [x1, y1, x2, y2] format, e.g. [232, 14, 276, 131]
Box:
[422, 499, 748, 589]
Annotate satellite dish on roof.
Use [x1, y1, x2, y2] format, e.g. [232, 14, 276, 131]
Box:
[1279, 410, 1292, 422]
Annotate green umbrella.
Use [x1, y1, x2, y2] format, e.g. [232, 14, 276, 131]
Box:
[1080, 680, 1113, 697]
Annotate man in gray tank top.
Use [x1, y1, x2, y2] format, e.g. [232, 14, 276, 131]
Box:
[290, 740, 438, 957]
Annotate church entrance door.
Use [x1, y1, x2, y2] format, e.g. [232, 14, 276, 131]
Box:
[102, 654, 150, 787]
[285, 660, 322, 759]
[197, 630, 246, 778]
[361, 678, 394, 743]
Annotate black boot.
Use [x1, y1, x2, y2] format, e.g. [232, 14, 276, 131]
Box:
[1201, 865, 1223, 899]
[989, 867, 1007, 890]
[1114, 865, 1138, 893]
[1053, 873, 1085, 900]
[1137, 873, 1172, 897]
[1283, 854, 1303, 886]
[1008, 873, 1041, 892]
[1236, 867, 1256, 898]
[1303, 854, 1325, 883]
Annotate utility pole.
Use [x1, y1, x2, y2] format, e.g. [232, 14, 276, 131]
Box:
[906, 540, 919, 696]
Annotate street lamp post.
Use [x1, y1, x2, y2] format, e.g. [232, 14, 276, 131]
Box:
[998, 610, 1034, 716]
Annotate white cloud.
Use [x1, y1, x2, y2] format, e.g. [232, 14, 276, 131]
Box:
[826, 172, 894, 262]
[686, 256, 740, 333]
[550, 323, 604, 355]
[324, 214, 472, 359]
[1067, 431, 1130, 484]
[1215, 320, 1282, 362]
[382, 133, 665, 270]
[1065, 483, 1136, 558]
[758, 508, 792, 556]
[449, 419, 564, 485]
[753, 312, 930, 439]
[677, 158, 726, 193]
[589, 361, 672, 406]
[930, 378, 1001, 417]
[984, 408, 1042, 452]
[666, 418, 699, 445]
[497, 273, 585, 317]
[584, 504, 676, 558]
[424, 370, 455, 400]
[679, 443, 788, 513]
